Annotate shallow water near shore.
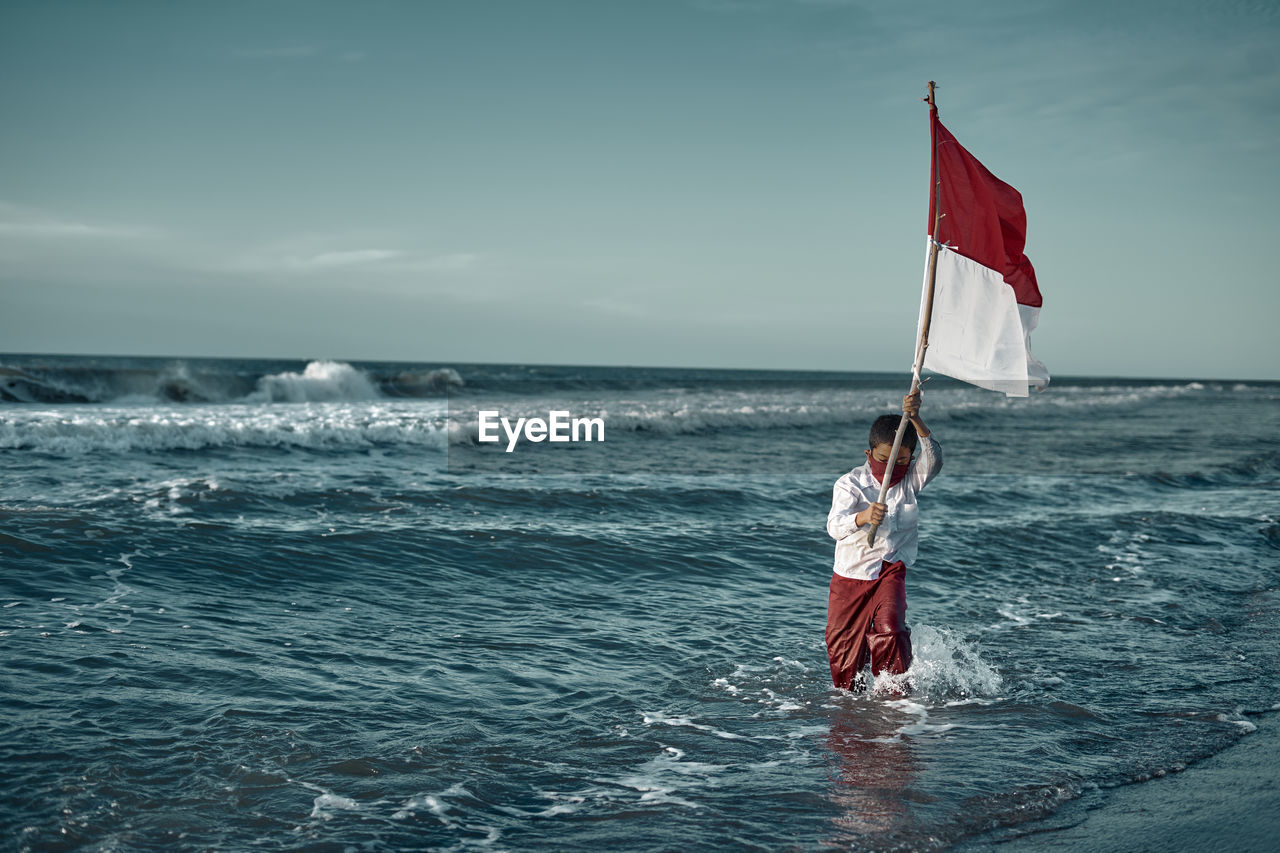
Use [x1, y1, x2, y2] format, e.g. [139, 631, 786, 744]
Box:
[2, 355, 1278, 850]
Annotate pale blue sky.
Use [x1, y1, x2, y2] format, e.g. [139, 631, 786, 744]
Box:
[1, 0, 1277, 379]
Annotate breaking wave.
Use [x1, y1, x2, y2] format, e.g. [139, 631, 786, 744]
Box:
[0, 403, 450, 454]
[445, 380, 1238, 443]
[247, 361, 380, 403]
[0, 359, 464, 404]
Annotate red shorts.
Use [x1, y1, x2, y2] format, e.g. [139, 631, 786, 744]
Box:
[825, 560, 912, 689]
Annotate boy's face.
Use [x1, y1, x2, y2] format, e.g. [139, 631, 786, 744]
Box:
[866, 443, 914, 466]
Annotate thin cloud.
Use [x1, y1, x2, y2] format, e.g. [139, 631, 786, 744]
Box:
[230, 247, 402, 273]
[228, 238, 478, 276]
[304, 249, 404, 269]
[0, 202, 152, 239]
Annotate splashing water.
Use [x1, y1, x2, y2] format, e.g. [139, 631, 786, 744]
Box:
[870, 625, 1004, 700]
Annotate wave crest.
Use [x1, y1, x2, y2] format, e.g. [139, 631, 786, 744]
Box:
[247, 361, 380, 403]
[0, 359, 465, 404]
[0, 403, 450, 454]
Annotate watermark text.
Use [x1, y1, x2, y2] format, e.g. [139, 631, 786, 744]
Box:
[477, 410, 605, 452]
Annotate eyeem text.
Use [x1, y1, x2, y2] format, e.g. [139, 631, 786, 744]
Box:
[477, 410, 605, 452]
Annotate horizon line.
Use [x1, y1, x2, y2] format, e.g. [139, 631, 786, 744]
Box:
[1, 350, 1274, 386]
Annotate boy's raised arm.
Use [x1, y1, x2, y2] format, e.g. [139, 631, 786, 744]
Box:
[905, 390, 943, 491]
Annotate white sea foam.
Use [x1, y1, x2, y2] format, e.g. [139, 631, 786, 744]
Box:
[1217, 712, 1258, 733]
[867, 624, 1002, 701]
[711, 654, 823, 718]
[711, 677, 740, 695]
[248, 361, 380, 403]
[392, 793, 453, 822]
[0, 401, 449, 454]
[389, 782, 492, 842]
[309, 791, 360, 819]
[587, 744, 737, 811]
[640, 711, 751, 740]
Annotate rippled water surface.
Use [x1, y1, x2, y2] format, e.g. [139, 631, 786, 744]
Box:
[2, 356, 1278, 851]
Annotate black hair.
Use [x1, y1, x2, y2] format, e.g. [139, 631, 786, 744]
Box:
[869, 414, 917, 452]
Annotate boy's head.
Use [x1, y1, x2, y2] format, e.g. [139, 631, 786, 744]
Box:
[867, 414, 916, 466]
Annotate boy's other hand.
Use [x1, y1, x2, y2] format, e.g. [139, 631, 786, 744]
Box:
[861, 502, 887, 527]
[903, 390, 922, 417]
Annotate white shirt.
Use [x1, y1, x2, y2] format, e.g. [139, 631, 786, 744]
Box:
[826, 435, 942, 579]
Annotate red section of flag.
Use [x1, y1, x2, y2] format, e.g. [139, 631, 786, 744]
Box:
[928, 111, 1042, 308]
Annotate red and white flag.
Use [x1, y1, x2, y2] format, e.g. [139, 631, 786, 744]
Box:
[917, 109, 1048, 397]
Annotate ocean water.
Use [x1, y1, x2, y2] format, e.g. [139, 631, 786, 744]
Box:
[2, 354, 1278, 852]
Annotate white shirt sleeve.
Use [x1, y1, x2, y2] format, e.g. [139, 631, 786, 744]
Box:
[827, 477, 868, 541]
[907, 435, 942, 492]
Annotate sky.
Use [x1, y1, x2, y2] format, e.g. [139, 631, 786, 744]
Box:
[1, 0, 1277, 380]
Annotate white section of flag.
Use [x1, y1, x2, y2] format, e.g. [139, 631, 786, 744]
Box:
[916, 239, 1048, 397]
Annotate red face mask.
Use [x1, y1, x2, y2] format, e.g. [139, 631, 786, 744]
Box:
[867, 455, 910, 487]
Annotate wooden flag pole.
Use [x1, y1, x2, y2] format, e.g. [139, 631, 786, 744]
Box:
[868, 81, 941, 547]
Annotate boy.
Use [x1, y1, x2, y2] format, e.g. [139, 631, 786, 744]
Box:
[825, 390, 941, 690]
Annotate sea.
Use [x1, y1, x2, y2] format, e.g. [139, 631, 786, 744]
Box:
[2, 354, 1278, 852]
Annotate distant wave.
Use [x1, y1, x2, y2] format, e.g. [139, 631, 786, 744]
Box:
[0, 404, 450, 454]
[247, 361, 380, 403]
[1, 379, 1247, 456]
[5, 354, 1269, 409]
[445, 381, 1227, 444]
[0, 360, 464, 404]
[381, 367, 465, 397]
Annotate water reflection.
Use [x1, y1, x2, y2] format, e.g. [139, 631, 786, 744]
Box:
[824, 713, 923, 848]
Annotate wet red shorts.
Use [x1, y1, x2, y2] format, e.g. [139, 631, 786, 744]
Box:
[825, 560, 912, 689]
